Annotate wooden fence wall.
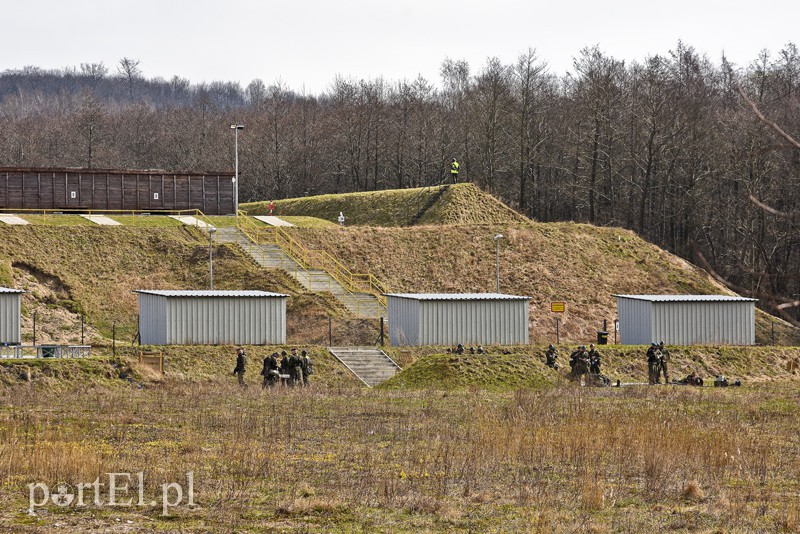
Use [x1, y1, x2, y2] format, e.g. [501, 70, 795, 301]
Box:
[0, 168, 235, 215]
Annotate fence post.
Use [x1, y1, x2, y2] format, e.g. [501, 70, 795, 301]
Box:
[113, 321, 116, 357]
[33, 311, 37, 346]
[81, 314, 85, 345]
[556, 317, 560, 345]
[328, 316, 332, 347]
[380, 317, 384, 346]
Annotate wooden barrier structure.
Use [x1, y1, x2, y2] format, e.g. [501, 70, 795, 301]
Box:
[138, 351, 164, 373]
[0, 167, 235, 215]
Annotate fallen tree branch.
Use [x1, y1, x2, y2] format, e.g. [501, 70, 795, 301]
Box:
[748, 194, 800, 221]
[738, 83, 800, 150]
[690, 240, 800, 327]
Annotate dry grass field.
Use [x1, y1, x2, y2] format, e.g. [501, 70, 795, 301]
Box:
[0, 346, 798, 532]
[0, 368, 798, 533]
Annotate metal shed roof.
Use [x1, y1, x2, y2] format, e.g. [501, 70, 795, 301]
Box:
[0, 287, 24, 294]
[133, 290, 288, 298]
[385, 293, 531, 301]
[613, 294, 757, 303]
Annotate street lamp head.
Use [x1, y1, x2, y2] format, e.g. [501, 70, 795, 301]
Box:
[494, 234, 504, 240]
[230, 124, 244, 130]
[208, 227, 217, 233]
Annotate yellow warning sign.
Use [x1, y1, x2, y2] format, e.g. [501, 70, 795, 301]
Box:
[551, 302, 565, 313]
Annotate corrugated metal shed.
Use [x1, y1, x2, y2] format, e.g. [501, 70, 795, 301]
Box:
[0, 287, 24, 345]
[386, 293, 530, 346]
[613, 294, 757, 346]
[135, 290, 288, 345]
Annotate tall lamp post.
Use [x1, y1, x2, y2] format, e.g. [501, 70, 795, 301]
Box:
[230, 124, 244, 214]
[494, 234, 504, 292]
[209, 227, 216, 290]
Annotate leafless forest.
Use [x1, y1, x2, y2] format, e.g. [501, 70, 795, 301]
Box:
[0, 43, 798, 320]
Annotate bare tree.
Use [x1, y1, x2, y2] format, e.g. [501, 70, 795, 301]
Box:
[117, 57, 141, 101]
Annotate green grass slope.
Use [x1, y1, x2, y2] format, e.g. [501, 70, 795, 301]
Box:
[242, 183, 527, 227]
[0, 345, 363, 390]
[381, 344, 800, 390]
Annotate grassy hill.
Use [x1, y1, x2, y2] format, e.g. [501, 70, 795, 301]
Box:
[282, 221, 798, 344]
[1, 191, 799, 534]
[382, 344, 800, 390]
[0, 226, 341, 344]
[242, 183, 528, 227]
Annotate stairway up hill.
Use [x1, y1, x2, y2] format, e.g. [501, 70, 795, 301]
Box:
[215, 227, 385, 318]
[329, 346, 400, 387]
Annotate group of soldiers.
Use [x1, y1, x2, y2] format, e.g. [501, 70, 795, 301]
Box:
[543, 343, 611, 385]
[646, 341, 670, 384]
[447, 344, 486, 355]
[232, 347, 313, 388]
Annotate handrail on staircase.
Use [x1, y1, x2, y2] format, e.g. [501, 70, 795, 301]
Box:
[236, 211, 386, 315]
[273, 226, 388, 309]
[191, 209, 216, 230]
[235, 210, 331, 293]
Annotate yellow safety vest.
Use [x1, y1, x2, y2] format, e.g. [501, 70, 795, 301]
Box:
[451, 161, 459, 174]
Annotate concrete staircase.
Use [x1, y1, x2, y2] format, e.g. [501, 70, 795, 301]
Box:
[409, 184, 450, 225]
[328, 347, 401, 387]
[215, 227, 385, 318]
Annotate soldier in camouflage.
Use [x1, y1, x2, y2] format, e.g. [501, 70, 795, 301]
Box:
[233, 347, 247, 387]
[301, 350, 313, 386]
[646, 343, 660, 384]
[657, 341, 670, 383]
[587, 343, 602, 375]
[545, 344, 559, 369]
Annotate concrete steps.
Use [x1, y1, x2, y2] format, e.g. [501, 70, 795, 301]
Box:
[329, 346, 401, 387]
[215, 227, 385, 318]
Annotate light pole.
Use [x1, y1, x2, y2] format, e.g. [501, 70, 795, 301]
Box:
[209, 227, 216, 290]
[230, 124, 244, 214]
[494, 234, 504, 292]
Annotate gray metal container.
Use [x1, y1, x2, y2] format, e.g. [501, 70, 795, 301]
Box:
[613, 294, 757, 345]
[386, 293, 530, 346]
[135, 290, 288, 345]
[0, 287, 24, 345]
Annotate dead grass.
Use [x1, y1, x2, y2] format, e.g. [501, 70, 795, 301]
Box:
[0, 379, 797, 532]
[287, 222, 800, 344]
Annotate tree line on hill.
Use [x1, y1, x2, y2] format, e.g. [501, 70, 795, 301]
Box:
[0, 44, 798, 322]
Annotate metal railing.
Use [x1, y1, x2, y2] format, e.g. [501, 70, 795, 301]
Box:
[0, 345, 92, 359]
[236, 212, 337, 294]
[236, 212, 388, 313]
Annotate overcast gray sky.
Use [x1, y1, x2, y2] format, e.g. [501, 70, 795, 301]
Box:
[2, 0, 798, 94]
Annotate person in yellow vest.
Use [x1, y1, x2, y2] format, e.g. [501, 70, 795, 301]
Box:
[450, 158, 460, 183]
